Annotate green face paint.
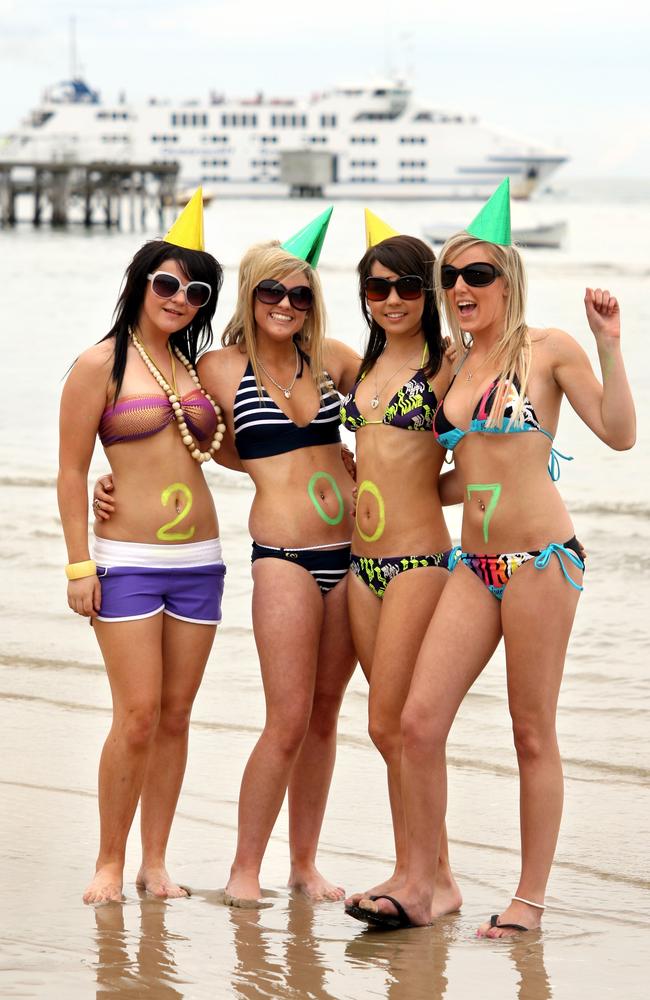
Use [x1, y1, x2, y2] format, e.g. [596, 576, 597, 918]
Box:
[356, 479, 386, 543]
[157, 482, 196, 542]
[466, 483, 502, 543]
[307, 471, 344, 526]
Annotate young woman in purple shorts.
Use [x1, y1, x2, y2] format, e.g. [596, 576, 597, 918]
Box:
[58, 192, 226, 904]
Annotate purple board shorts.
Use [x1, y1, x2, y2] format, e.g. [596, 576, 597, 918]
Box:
[95, 563, 226, 624]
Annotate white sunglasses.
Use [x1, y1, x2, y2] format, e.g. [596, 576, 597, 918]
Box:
[147, 271, 212, 308]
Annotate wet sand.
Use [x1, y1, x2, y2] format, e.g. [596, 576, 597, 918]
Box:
[2, 475, 649, 999]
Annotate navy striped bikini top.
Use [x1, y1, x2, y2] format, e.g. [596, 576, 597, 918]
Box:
[233, 351, 341, 460]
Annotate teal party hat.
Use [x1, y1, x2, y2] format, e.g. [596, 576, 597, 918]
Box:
[281, 206, 333, 267]
[466, 177, 511, 246]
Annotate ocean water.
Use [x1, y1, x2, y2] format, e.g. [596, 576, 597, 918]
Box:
[1, 189, 649, 999]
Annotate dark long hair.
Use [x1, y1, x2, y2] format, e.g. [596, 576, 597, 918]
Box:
[356, 235, 442, 381]
[101, 240, 223, 402]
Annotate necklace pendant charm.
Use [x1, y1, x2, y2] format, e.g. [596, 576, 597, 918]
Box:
[284, 389, 291, 399]
[370, 396, 380, 409]
[466, 372, 473, 381]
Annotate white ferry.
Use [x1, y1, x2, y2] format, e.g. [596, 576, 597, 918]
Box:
[1, 77, 567, 200]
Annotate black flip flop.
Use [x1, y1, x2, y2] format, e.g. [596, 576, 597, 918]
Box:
[489, 913, 529, 932]
[345, 894, 418, 930]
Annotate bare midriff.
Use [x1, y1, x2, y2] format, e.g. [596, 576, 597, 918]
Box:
[456, 432, 574, 554]
[352, 426, 451, 556]
[95, 424, 219, 543]
[246, 442, 354, 548]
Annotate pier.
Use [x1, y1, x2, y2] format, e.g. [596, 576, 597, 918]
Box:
[0, 161, 179, 229]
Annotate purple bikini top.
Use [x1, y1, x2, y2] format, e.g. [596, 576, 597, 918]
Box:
[99, 389, 217, 447]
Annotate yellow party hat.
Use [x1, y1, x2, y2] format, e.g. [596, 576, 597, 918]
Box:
[163, 187, 205, 251]
[365, 208, 399, 248]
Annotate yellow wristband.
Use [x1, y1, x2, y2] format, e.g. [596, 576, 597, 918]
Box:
[65, 560, 97, 580]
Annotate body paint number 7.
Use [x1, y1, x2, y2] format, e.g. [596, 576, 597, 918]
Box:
[466, 483, 501, 543]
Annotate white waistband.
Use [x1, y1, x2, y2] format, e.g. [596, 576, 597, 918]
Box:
[93, 536, 223, 569]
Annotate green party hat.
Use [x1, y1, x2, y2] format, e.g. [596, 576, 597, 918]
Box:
[281, 206, 333, 267]
[466, 177, 511, 246]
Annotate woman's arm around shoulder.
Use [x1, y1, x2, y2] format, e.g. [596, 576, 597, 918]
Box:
[323, 339, 362, 396]
[548, 288, 636, 450]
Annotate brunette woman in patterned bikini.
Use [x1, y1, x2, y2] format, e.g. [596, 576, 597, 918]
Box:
[58, 192, 226, 904]
[349, 180, 635, 933]
[343, 220, 462, 925]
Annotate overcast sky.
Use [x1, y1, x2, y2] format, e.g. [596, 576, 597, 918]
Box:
[1, 0, 649, 178]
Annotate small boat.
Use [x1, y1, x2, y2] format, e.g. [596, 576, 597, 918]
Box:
[423, 220, 567, 249]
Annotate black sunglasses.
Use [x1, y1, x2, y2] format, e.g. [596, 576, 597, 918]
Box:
[147, 271, 212, 308]
[440, 262, 502, 289]
[255, 279, 314, 311]
[365, 274, 425, 302]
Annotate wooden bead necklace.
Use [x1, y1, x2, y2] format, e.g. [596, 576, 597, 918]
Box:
[130, 330, 226, 463]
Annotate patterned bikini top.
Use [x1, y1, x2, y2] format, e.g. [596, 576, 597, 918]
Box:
[433, 369, 571, 481]
[233, 353, 341, 460]
[340, 347, 437, 432]
[99, 390, 218, 447]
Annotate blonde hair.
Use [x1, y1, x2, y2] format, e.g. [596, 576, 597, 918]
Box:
[221, 241, 326, 390]
[435, 232, 530, 427]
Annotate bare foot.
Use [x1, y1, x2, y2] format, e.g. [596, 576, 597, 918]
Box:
[477, 899, 543, 938]
[288, 864, 345, 901]
[224, 870, 272, 909]
[83, 863, 124, 905]
[135, 864, 190, 899]
[345, 873, 404, 910]
[431, 874, 463, 919]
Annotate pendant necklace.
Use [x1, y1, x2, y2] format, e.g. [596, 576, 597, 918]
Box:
[465, 349, 490, 382]
[258, 343, 300, 399]
[370, 348, 421, 409]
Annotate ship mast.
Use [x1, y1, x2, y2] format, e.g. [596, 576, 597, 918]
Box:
[70, 16, 77, 79]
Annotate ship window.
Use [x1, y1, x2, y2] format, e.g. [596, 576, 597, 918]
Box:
[306, 136, 328, 144]
[100, 135, 129, 143]
[251, 159, 279, 167]
[202, 175, 230, 182]
[270, 113, 307, 127]
[171, 113, 209, 127]
[260, 136, 279, 143]
[350, 136, 378, 144]
[202, 135, 229, 143]
[201, 159, 229, 167]
[151, 135, 179, 143]
[399, 176, 427, 183]
[399, 136, 427, 144]
[320, 114, 337, 127]
[96, 111, 131, 121]
[399, 160, 427, 168]
[348, 176, 378, 183]
[350, 159, 378, 168]
[221, 113, 258, 127]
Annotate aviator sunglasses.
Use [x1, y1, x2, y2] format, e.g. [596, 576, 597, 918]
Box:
[364, 274, 425, 302]
[255, 279, 314, 311]
[440, 262, 502, 290]
[147, 271, 212, 308]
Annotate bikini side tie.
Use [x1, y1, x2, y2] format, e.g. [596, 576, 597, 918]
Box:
[534, 542, 584, 591]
